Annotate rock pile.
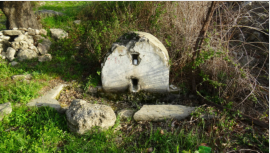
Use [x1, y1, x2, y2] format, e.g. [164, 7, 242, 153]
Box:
[0, 28, 52, 62]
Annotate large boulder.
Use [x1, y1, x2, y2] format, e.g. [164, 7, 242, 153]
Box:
[101, 32, 170, 93]
[133, 105, 196, 122]
[5, 47, 16, 61]
[50, 29, 68, 40]
[17, 49, 38, 61]
[0, 102, 12, 121]
[66, 99, 116, 134]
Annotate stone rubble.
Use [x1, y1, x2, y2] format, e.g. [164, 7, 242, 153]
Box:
[0, 28, 55, 62]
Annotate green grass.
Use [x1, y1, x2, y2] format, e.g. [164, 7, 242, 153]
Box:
[0, 1, 268, 152]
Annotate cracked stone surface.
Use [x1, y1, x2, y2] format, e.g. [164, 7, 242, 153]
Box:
[133, 105, 196, 122]
[27, 84, 68, 113]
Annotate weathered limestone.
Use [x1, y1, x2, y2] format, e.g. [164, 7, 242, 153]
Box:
[11, 41, 29, 51]
[66, 99, 116, 134]
[10, 61, 19, 66]
[39, 29, 47, 36]
[0, 28, 52, 62]
[3, 30, 22, 36]
[14, 34, 26, 42]
[50, 29, 68, 40]
[117, 109, 135, 120]
[27, 84, 67, 113]
[38, 54, 52, 62]
[0, 102, 12, 121]
[74, 20, 81, 25]
[101, 32, 169, 93]
[133, 105, 196, 122]
[17, 49, 38, 61]
[6, 47, 16, 61]
[11, 74, 32, 81]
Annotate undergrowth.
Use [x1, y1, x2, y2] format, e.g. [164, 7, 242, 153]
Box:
[0, 1, 268, 152]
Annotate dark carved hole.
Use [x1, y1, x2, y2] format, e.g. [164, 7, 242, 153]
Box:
[132, 78, 138, 92]
[132, 54, 139, 65]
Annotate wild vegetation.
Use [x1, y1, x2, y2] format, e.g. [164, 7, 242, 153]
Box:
[0, 1, 268, 152]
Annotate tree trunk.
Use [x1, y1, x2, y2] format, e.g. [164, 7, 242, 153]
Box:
[0, 1, 41, 30]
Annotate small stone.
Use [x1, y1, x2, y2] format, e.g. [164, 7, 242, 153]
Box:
[38, 54, 52, 62]
[39, 29, 47, 35]
[35, 29, 40, 35]
[11, 74, 32, 81]
[18, 28, 27, 31]
[117, 109, 135, 120]
[10, 61, 19, 66]
[12, 27, 18, 30]
[11, 41, 29, 51]
[14, 34, 26, 42]
[6, 47, 16, 61]
[3, 30, 22, 36]
[50, 29, 68, 40]
[74, 20, 81, 25]
[1, 51, 6, 59]
[2, 36, 10, 41]
[28, 29, 36, 35]
[0, 102, 12, 121]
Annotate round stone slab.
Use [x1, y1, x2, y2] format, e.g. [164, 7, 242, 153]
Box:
[133, 105, 196, 122]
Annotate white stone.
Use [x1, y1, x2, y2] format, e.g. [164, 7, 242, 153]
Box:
[133, 105, 196, 122]
[2, 36, 10, 41]
[17, 49, 38, 61]
[14, 34, 26, 42]
[12, 27, 18, 30]
[74, 20, 81, 25]
[39, 29, 47, 35]
[38, 54, 52, 62]
[11, 41, 29, 51]
[10, 61, 19, 66]
[102, 32, 169, 93]
[0, 32, 3, 36]
[6, 47, 16, 61]
[11, 74, 32, 80]
[0, 102, 12, 121]
[28, 29, 36, 35]
[3, 30, 22, 36]
[27, 84, 67, 113]
[117, 109, 135, 120]
[35, 29, 40, 35]
[50, 29, 68, 40]
[66, 99, 116, 134]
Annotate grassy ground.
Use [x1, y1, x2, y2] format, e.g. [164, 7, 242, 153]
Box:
[0, 1, 268, 152]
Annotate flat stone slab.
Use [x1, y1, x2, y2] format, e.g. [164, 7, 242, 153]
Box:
[133, 105, 196, 122]
[0, 102, 12, 121]
[27, 84, 67, 113]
